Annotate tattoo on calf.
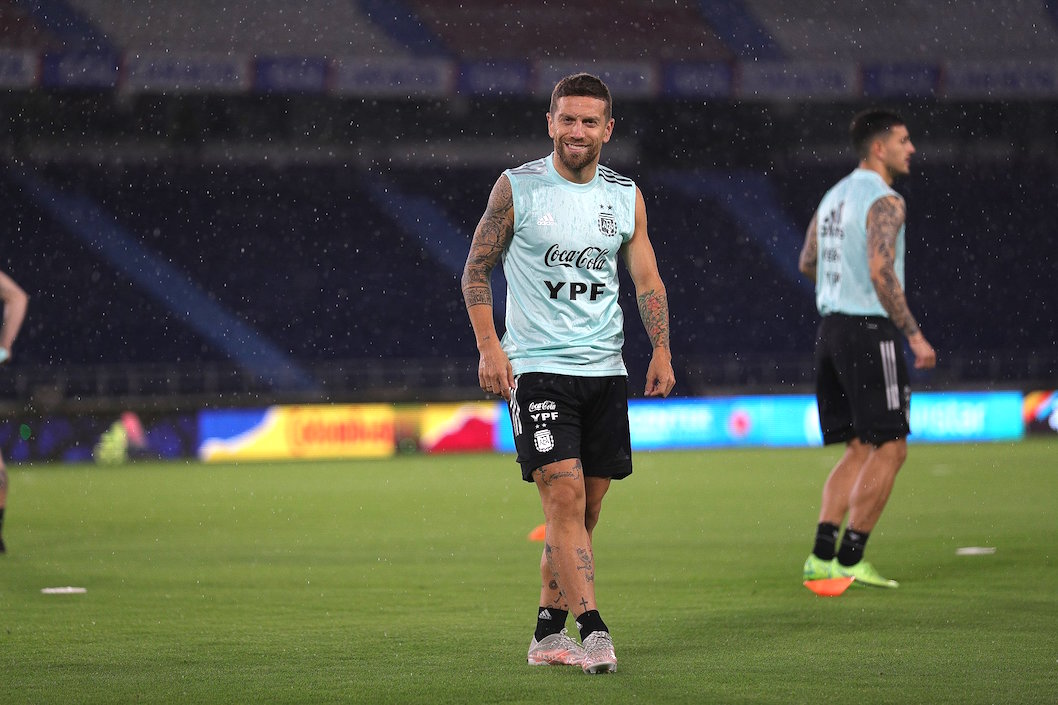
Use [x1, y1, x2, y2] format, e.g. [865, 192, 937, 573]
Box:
[546, 579, 565, 608]
[576, 547, 595, 583]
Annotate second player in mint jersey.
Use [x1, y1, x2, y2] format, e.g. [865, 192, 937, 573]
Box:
[798, 109, 937, 590]
[461, 73, 674, 674]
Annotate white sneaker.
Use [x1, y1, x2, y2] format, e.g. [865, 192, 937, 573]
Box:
[527, 628, 585, 666]
[580, 631, 617, 674]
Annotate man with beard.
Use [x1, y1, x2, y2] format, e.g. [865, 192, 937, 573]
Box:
[799, 109, 937, 588]
[461, 73, 675, 673]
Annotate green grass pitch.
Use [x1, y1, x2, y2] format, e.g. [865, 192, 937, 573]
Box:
[2, 440, 1056, 704]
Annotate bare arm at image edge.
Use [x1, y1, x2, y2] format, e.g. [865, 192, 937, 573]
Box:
[0, 270, 28, 363]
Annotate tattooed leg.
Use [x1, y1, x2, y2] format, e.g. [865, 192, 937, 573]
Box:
[534, 459, 598, 616]
[539, 546, 569, 610]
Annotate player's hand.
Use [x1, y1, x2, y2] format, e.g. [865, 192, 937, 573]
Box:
[644, 348, 675, 397]
[908, 332, 936, 370]
[0, 347, 9, 364]
[477, 339, 515, 401]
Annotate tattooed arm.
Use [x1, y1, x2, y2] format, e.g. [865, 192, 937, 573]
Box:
[799, 212, 819, 280]
[867, 196, 915, 334]
[621, 187, 675, 397]
[462, 174, 517, 399]
[867, 195, 937, 369]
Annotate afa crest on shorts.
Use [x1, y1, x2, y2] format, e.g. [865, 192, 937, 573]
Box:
[533, 428, 555, 453]
[597, 207, 617, 237]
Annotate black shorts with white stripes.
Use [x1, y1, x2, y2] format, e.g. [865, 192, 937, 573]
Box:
[814, 314, 911, 446]
[508, 372, 632, 483]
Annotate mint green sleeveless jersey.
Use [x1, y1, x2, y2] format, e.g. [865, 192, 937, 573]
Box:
[501, 153, 636, 376]
[814, 168, 905, 317]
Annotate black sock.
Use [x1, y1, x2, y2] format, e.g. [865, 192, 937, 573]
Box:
[812, 522, 840, 560]
[0, 506, 5, 534]
[837, 527, 871, 566]
[534, 607, 568, 641]
[575, 610, 608, 641]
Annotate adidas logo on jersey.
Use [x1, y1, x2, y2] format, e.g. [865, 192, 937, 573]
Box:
[536, 213, 556, 226]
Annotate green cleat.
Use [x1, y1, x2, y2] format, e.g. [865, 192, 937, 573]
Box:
[802, 554, 835, 581]
[833, 560, 899, 588]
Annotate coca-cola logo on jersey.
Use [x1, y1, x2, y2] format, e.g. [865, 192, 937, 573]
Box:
[544, 244, 609, 271]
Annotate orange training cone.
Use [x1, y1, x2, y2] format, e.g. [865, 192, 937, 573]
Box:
[527, 524, 546, 542]
[803, 576, 855, 597]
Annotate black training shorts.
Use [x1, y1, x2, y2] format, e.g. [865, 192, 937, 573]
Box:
[508, 372, 632, 483]
[815, 314, 911, 446]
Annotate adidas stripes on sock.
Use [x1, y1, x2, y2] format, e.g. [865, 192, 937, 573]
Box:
[534, 607, 569, 641]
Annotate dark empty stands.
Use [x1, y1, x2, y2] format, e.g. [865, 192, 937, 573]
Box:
[26, 162, 473, 364]
[407, 0, 733, 62]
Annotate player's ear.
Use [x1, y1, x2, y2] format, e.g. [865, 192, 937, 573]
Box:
[870, 134, 888, 159]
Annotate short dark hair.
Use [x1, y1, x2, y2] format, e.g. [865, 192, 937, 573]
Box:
[850, 109, 905, 159]
[549, 73, 612, 120]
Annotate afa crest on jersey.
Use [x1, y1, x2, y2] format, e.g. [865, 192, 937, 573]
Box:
[598, 209, 618, 237]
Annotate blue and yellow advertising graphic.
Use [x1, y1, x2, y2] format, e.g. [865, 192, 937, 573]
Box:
[198, 404, 395, 461]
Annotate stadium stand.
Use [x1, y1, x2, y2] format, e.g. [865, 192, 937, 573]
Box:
[405, 0, 734, 61]
[742, 0, 1058, 61]
[3, 0, 114, 51]
[0, 0, 59, 49]
[2, 167, 186, 367]
[23, 161, 472, 363]
[1, 2, 1056, 404]
[68, 0, 405, 55]
[10, 1, 1058, 61]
